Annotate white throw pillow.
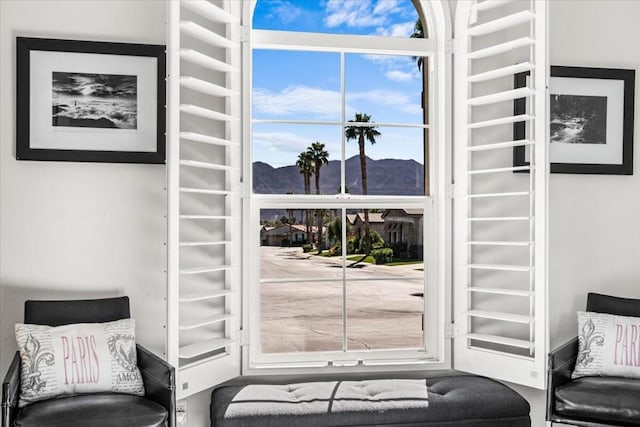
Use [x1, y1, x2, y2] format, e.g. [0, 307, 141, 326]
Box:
[572, 311, 640, 379]
[14, 318, 144, 407]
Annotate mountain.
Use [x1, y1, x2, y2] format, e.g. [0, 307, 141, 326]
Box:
[253, 155, 425, 196]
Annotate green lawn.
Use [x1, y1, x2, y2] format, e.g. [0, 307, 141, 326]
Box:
[346, 254, 375, 264]
[345, 255, 422, 266]
[385, 260, 423, 266]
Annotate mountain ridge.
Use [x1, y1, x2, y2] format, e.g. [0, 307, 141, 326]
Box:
[253, 155, 425, 195]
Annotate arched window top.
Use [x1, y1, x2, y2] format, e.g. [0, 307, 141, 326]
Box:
[253, 0, 427, 38]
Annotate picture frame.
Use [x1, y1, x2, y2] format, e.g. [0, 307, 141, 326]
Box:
[16, 37, 166, 164]
[513, 66, 635, 174]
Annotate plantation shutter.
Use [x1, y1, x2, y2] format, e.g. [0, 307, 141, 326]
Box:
[167, 0, 242, 398]
[452, 0, 549, 388]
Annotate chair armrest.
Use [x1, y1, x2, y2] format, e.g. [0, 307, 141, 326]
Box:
[549, 337, 578, 377]
[137, 344, 176, 427]
[546, 337, 578, 422]
[2, 352, 20, 427]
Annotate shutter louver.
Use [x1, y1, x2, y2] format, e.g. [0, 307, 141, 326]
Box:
[453, 0, 548, 389]
[167, 0, 242, 398]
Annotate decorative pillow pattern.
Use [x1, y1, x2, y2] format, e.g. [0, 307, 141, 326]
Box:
[15, 318, 144, 407]
[573, 311, 640, 379]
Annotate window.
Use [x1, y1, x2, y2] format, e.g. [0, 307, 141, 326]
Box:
[167, 0, 548, 397]
[244, 0, 445, 372]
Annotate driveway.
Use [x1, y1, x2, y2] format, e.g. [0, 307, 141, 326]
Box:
[259, 246, 425, 353]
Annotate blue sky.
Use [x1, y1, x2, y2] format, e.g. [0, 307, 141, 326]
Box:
[252, 0, 425, 168]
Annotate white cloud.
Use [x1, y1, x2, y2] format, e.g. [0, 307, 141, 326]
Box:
[253, 130, 340, 167]
[253, 131, 310, 153]
[269, 0, 304, 24]
[362, 53, 414, 68]
[362, 54, 414, 74]
[372, 0, 401, 15]
[348, 89, 422, 115]
[324, 0, 388, 28]
[253, 86, 341, 118]
[253, 84, 421, 123]
[385, 70, 414, 82]
[376, 21, 416, 38]
[324, 0, 417, 29]
[361, 53, 419, 83]
[362, 53, 396, 65]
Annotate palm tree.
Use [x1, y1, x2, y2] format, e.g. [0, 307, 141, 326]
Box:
[296, 151, 314, 244]
[308, 141, 329, 195]
[296, 151, 314, 195]
[345, 113, 380, 261]
[345, 113, 380, 196]
[410, 18, 425, 70]
[307, 141, 329, 252]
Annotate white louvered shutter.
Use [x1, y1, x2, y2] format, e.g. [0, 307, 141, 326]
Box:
[167, 0, 242, 398]
[453, 0, 549, 388]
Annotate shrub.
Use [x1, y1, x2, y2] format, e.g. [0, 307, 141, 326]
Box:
[358, 230, 384, 253]
[371, 248, 394, 265]
[302, 244, 313, 253]
[347, 236, 358, 254]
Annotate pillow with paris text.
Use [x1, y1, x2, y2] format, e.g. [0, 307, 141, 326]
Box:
[14, 318, 144, 407]
[572, 311, 640, 379]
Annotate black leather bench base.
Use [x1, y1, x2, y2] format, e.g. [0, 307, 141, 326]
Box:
[14, 393, 168, 427]
[210, 373, 530, 426]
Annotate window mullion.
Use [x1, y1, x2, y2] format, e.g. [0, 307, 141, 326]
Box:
[340, 51, 347, 353]
[340, 51, 346, 198]
[341, 208, 347, 353]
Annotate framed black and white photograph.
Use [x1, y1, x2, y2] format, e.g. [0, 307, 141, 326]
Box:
[16, 37, 166, 163]
[514, 66, 635, 174]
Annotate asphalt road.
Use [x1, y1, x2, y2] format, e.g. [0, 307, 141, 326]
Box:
[259, 246, 425, 353]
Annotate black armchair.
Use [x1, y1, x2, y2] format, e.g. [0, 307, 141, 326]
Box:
[546, 293, 640, 426]
[2, 297, 175, 427]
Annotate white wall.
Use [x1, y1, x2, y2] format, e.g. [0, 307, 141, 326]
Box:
[3, 1, 640, 427]
[508, 2, 640, 426]
[0, 0, 167, 373]
[548, 0, 640, 345]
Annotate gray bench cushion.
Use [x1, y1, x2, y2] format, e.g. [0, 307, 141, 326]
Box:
[221, 379, 429, 417]
[211, 374, 530, 426]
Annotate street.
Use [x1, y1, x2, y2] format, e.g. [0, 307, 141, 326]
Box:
[259, 246, 425, 353]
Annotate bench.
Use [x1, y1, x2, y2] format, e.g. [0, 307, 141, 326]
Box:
[210, 371, 530, 426]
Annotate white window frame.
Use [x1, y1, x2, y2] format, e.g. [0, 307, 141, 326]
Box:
[240, 0, 452, 376]
[167, 0, 548, 393]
